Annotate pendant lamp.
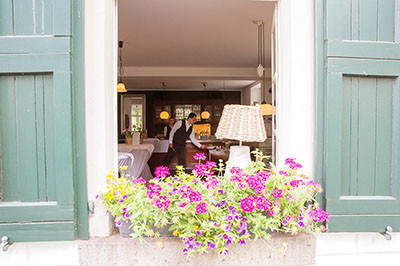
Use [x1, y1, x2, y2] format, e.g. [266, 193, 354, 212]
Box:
[117, 41, 127, 93]
[160, 82, 170, 119]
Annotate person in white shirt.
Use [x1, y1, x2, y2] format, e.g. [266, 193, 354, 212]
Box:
[162, 113, 206, 168]
[163, 117, 175, 139]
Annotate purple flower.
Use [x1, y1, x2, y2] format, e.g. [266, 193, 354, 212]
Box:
[123, 212, 131, 219]
[240, 222, 247, 229]
[225, 225, 232, 233]
[223, 234, 228, 239]
[218, 190, 225, 194]
[123, 195, 128, 199]
[299, 222, 305, 228]
[214, 222, 219, 227]
[188, 244, 194, 250]
[183, 248, 188, 255]
[220, 200, 226, 206]
[239, 239, 246, 246]
[216, 204, 221, 208]
[95, 195, 99, 199]
[220, 250, 229, 255]
[168, 182, 173, 186]
[227, 215, 234, 221]
[194, 241, 201, 248]
[242, 217, 248, 222]
[196, 230, 202, 236]
[106, 210, 109, 214]
[167, 191, 173, 197]
[226, 239, 232, 246]
[188, 236, 194, 242]
[241, 229, 247, 235]
[115, 220, 122, 227]
[228, 206, 234, 211]
[298, 216, 304, 221]
[236, 227, 242, 233]
[123, 208, 127, 211]
[208, 242, 216, 250]
[282, 219, 288, 226]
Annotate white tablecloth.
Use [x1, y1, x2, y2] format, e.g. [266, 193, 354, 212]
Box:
[142, 138, 159, 150]
[118, 143, 154, 154]
[153, 139, 170, 153]
[118, 144, 154, 181]
[118, 152, 134, 174]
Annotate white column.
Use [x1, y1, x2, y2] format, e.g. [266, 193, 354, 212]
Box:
[84, 0, 118, 237]
[277, 0, 315, 177]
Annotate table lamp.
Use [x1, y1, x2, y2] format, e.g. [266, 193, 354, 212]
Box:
[215, 105, 267, 169]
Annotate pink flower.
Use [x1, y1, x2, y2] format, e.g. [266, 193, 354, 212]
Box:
[193, 153, 206, 161]
[147, 183, 162, 199]
[240, 196, 255, 212]
[193, 164, 214, 177]
[189, 191, 203, 203]
[285, 158, 302, 170]
[196, 202, 207, 214]
[178, 202, 188, 208]
[308, 207, 330, 222]
[272, 189, 283, 198]
[154, 166, 170, 179]
[256, 171, 271, 181]
[178, 185, 193, 198]
[255, 196, 271, 211]
[206, 161, 217, 169]
[132, 177, 146, 185]
[155, 196, 171, 210]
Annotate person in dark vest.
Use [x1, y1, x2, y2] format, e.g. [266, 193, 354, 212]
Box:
[162, 113, 206, 168]
[163, 117, 175, 139]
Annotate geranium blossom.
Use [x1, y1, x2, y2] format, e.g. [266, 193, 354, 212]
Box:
[193, 153, 206, 161]
[196, 202, 207, 214]
[154, 166, 170, 179]
[147, 183, 162, 199]
[240, 196, 255, 212]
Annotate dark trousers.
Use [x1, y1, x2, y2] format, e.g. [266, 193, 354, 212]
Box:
[162, 146, 186, 168]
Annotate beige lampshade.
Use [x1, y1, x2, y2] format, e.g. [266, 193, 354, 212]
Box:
[259, 103, 276, 115]
[117, 82, 127, 92]
[160, 111, 170, 119]
[201, 111, 210, 119]
[215, 105, 267, 142]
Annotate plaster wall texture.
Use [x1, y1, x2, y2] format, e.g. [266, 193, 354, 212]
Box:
[78, 234, 315, 266]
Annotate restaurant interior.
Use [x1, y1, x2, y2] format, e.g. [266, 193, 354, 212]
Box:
[117, 0, 276, 180]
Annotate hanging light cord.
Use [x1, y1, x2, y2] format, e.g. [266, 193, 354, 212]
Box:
[119, 41, 124, 83]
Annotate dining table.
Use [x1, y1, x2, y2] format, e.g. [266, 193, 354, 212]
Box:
[118, 143, 155, 182]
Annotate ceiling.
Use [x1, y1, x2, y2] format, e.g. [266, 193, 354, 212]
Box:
[122, 77, 257, 91]
[118, 0, 275, 90]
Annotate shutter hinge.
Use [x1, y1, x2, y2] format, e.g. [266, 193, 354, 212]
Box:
[1, 236, 12, 252]
[88, 201, 95, 215]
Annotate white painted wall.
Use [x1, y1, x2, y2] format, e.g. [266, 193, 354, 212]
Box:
[276, 0, 315, 177]
[316, 233, 400, 265]
[84, 0, 118, 237]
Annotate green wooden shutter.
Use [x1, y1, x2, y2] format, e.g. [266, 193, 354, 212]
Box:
[0, 0, 76, 241]
[317, 0, 400, 231]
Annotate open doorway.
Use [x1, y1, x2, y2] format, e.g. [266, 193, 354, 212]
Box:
[117, 0, 278, 177]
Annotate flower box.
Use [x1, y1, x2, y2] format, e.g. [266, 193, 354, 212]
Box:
[99, 150, 328, 257]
